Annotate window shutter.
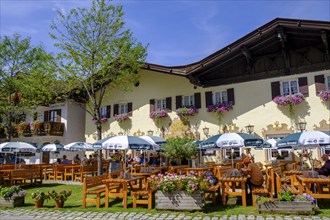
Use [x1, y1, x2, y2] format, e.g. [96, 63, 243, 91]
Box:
[176, 96, 182, 109]
[56, 109, 61, 122]
[113, 104, 119, 116]
[314, 74, 325, 95]
[227, 88, 235, 105]
[106, 105, 111, 118]
[149, 99, 155, 113]
[271, 81, 281, 99]
[194, 93, 201, 108]
[166, 97, 172, 111]
[205, 91, 213, 107]
[44, 111, 49, 122]
[299, 77, 309, 97]
[128, 102, 133, 117]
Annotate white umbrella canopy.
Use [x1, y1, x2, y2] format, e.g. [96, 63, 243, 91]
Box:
[277, 131, 330, 149]
[100, 136, 153, 150]
[139, 136, 166, 151]
[41, 143, 64, 152]
[63, 142, 94, 151]
[0, 142, 37, 153]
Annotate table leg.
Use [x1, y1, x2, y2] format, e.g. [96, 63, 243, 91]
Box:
[123, 183, 128, 208]
[105, 185, 109, 208]
[221, 184, 226, 205]
[241, 181, 246, 207]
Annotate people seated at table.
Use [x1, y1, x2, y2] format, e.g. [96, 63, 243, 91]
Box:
[316, 154, 330, 176]
[81, 154, 88, 165]
[125, 153, 133, 167]
[134, 153, 142, 164]
[55, 158, 61, 164]
[241, 157, 263, 191]
[73, 154, 81, 164]
[87, 155, 94, 165]
[62, 155, 70, 164]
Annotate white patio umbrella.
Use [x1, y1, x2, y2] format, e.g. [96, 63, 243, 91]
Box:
[139, 136, 166, 151]
[0, 142, 37, 153]
[100, 136, 153, 150]
[63, 142, 94, 151]
[277, 131, 330, 149]
[41, 143, 64, 152]
[201, 133, 264, 168]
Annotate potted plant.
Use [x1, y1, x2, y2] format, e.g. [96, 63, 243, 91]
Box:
[114, 113, 129, 123]
[0, 186, 27, 207]
[149, 109, 168, 126]
[273, 93, 305, 119]
[15, 121, 29, 133]
[256, 191, 317, 215]
[207, 102, 233, 124]
[48, 189, 72, 208]
[31, 190, 49, 208]
[32, 120, 42, 129]
[176, 106, 198, 124]
[318, 90, 330, 102]
[149, 173, 209, 210]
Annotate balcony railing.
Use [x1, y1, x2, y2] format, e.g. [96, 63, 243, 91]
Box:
[0, 122, 65, 139]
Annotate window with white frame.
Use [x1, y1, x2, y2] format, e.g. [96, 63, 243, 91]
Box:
[224, 147, 241, 159]
[326, 75, 330, 90]
[119, 104, 128, 114]
[183, 95, 195, 107]
[266, 134, 292, 160]
[214, 90, 228, 104]
[281, 80, 299, 96]
[100, 106, 107, 118]
[156, 99, 166, 109]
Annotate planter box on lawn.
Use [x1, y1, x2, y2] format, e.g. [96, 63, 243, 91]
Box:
[257, 200, 317, 215]
[0, 197, 25, 208]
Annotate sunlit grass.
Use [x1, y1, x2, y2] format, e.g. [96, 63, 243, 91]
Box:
[0, 182, 329, 218]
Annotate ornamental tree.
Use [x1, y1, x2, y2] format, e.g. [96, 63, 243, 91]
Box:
[0, 34, 61, 141]
[50, 0, 147, 174]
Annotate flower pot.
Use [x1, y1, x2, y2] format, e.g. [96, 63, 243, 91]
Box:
[155, 190, 204, 211]
[0, 197, 25, 208]
[34, 199, 44, 208]
[55, 200, 64, 208]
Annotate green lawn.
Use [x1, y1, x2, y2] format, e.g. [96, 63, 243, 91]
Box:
[1, 183, 329, 218]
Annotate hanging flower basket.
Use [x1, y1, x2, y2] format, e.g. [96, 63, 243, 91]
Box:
[176, 106, 198, 123]
[114, 113, 130, 123]
[207, 102, 233, 124]
[15, 121, 29, 134]
[92, 117, 108, 124]
[273, 93, 305, 118]
[318, 90, 330, 102]
[150, 109, 168, 126]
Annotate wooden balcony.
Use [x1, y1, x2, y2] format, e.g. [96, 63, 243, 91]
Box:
[23, 122, 65, 137]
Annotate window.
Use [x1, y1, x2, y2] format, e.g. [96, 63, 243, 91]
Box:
[214, 91, 228, 104]
[156, 99, 166, 110]
[183, 95, 195, 107]
[50, 111, 57, 122]
[118, 104, 128, 114]
[326, 75, 330, 90]
[281, 80, 299, 96]
[100, 106, 107, 117]
[224, 147, 241, 159]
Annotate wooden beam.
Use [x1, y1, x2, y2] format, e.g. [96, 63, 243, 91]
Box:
[320, 30, 329, 62]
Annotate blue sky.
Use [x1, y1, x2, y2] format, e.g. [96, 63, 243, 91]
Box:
[1, 0, 329, 66]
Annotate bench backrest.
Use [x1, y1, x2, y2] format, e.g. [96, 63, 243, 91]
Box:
[83, 174, 108, 190]
[109, 170, 123, 178]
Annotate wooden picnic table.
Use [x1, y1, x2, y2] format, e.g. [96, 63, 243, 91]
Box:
[296, 175, 330, 199]
[102, 176, 144, 209]
[131, 170, 160, 187]
[218, 176, 248, 207]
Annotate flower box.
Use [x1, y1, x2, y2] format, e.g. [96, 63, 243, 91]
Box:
[114, 113, 129, 123]
[318, 90, 330, 102]
[155, 190, 204, 211]
[0, 197, 25, 208]
[257, 200, 317, 215]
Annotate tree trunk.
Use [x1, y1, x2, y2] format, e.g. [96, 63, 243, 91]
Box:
[97, 122, 103, 175]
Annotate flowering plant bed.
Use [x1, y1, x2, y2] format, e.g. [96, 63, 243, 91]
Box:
[318, 90, 330, 102]
[273, 93, 305, 118]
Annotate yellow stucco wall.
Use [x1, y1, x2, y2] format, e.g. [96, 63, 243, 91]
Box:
[85, 68, 330, 163]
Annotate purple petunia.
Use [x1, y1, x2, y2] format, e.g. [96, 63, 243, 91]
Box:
[318, 90, 330, 102]
[273, 93, 305, 106]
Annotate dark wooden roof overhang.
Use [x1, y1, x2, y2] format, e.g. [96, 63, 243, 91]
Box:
[185, 18, 330, 87]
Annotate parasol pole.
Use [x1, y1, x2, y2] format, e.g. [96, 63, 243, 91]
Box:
[231, 148, 234, 169]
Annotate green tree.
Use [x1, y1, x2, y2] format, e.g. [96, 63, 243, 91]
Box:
[50, 0, 148, 174]
[162, 137, 197, 165]
[0, 34, 61, 141]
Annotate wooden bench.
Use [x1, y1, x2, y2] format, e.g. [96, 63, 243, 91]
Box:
[8, 168, 42, 186]
[74, 165, 98, 182]
[131, 181, 155, 209]
[275, 172, 299, 196]
[269, 167, 290, 197]
[82, 172, 122, 208]
[204, 183, 220, 204]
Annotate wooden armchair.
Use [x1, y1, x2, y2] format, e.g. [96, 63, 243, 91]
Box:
[131, 181, 155, 209]
[275, 172, 299, 195]
[251, 174, 272, 207]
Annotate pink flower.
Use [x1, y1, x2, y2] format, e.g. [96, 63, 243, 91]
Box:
[273, 93, 305, 106]
[318, 90, 330, 102]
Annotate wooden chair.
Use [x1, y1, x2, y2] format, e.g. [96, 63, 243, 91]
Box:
[275, 172, 299, 196]
[131, 180, 155, 209]
[204, 183, 220, 204]
[269, 167, 290, 197]
[251, 174, 272, 207]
